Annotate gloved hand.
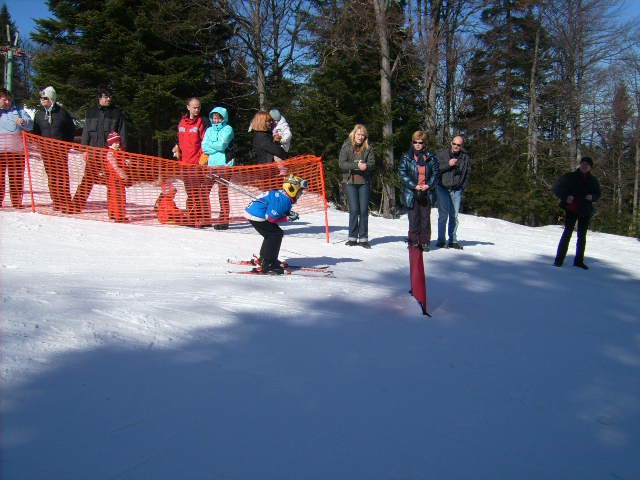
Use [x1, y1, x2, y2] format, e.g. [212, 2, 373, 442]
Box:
[287, 210, 299, 221]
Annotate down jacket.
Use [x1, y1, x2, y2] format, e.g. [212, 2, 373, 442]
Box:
[552, 169, 601, 218]
[399, 148, 439, 208]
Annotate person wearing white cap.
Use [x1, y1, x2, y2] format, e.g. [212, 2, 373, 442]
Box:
[269, 108, 292, 174]
[32, 86, 77, 213]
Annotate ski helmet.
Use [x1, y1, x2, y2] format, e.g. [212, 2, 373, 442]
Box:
[282, 174, 308, 198]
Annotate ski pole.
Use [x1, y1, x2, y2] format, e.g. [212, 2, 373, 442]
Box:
[206, 169, 266, 203]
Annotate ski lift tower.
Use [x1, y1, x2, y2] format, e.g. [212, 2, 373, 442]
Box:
[2, 25, 25, 93]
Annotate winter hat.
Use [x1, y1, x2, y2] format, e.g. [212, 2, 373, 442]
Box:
[579, 156, 593, 167]
[160, 181, 177, 195]
[40, 86, 57, 104]
[269, 109, 281, 122]
[107, 131, 121, 147]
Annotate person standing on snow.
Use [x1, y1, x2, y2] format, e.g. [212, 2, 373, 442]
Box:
[552, 156, 601, 270]
[202, 106, 234, 230]
[338, 124, 375, 248]
[435, 135, 471, 250]
[0, 87, 33, 209]
[244, 174, 308, 274]
[74, 87, 127, 212]
[172, 97, 211, 227]
[399, 130, 439, 251]
[32, 86, 76, 213]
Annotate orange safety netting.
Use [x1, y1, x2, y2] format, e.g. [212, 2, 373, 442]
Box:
[1, 132, 330, 240]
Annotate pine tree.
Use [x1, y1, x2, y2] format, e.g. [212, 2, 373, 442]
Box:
[30, 0, 249, 156]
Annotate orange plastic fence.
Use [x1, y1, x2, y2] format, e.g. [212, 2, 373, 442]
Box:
[1, 132, 330, 240]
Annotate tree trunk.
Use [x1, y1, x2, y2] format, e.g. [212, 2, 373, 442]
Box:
[527, 11, 541, 176]
[423, 0, 442, 136]
[373, 0, 395, 217]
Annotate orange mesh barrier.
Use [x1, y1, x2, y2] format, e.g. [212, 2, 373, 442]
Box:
[3, 132, 330, 241]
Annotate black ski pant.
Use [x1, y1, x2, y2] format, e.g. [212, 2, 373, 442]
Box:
[555, 211, 590, 265]
[250, 220, 284, 265]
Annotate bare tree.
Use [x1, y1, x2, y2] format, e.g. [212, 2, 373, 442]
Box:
[224, 0, 309, 109]
[372, 0, 396, 216]
[545, 0, 633, 167]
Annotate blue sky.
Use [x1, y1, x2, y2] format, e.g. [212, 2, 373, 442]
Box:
[6, 0, 640, 44]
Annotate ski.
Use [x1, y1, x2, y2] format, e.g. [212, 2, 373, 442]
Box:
[228, 268, 335, 278]
[227, 258, 331, 273]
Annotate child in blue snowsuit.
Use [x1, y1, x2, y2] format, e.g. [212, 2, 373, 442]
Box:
[244, 174, 308, 274]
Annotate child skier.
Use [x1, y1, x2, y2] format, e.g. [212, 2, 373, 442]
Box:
[244, 174, 308, 274]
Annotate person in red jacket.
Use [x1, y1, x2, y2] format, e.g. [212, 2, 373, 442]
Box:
[172, 97, 211, 227]
[104, 131, 129, 223]
[156, 181, 194, 225]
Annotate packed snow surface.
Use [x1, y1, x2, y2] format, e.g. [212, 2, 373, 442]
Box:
[1, 208, 639, 479]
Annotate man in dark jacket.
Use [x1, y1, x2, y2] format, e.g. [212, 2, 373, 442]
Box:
[33, 86, 76, 212]
[73, 87, 127, 211]
[435, 135, 472, 249]
[552, 156, 601, 269]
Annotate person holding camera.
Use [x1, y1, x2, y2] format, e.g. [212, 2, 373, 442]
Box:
[339, 124, 375, 248]
[399, 131, 439, 251]
[436, 135, 472, 249]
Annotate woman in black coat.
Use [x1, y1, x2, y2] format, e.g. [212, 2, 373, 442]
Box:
[552, 156, 601, 269]
[249, 111, 289, 165]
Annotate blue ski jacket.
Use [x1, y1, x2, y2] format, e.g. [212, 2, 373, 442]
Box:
[245, 189, 294, 223]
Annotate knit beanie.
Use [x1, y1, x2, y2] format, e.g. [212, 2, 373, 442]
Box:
[40, 86, 57, 104]
[107, 131, 121, 147]
[269, 109, 281, 122]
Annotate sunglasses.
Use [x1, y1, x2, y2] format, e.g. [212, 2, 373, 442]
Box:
[40, 97, 49, 100]
[413, 141, 424, 145]
[451, 142, 462, 147]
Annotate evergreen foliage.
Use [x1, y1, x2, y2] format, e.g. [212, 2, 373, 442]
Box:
[2, 0, 638, 236]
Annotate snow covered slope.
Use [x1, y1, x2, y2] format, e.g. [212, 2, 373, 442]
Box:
[1, 208, 639, 479]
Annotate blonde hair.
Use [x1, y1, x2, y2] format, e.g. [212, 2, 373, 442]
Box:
[411, 130, 427, 142]
[250, 111, 273, 132]
[348, 124, 369, 152]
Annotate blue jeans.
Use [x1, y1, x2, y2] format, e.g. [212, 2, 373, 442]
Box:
[437, 185, 462, 243]
[344, 183, 370, 242]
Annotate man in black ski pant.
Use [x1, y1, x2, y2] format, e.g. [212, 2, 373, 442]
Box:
[32, 86, 77, 213]
[552, 156, 600, 270]
[72, 87, 127, 212]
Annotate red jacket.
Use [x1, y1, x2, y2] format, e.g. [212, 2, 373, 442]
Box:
[177, 115, 207, 166]
[157, 191, 184, 224]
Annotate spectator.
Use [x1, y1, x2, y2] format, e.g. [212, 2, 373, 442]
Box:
[338, 124, 375, 248]
[249, 111, 290, 165]
[74, 87, 127, 211]
[435, 135, 472, 249]
[0, 88, 33, 208]
[269, 108, 292, 165]
[32, 86, 76, 213]
[202, 106, 234, 230]
[552, 157, 601, 270]
[172, 97, 211, 227]
[244, 174, 307, 274]
[104, 131, 129, 223]
[399, 131, 439, 251]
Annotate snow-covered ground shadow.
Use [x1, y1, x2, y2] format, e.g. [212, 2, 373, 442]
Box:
[3, 257, 639, 480]
[2, 210, 639, 479]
